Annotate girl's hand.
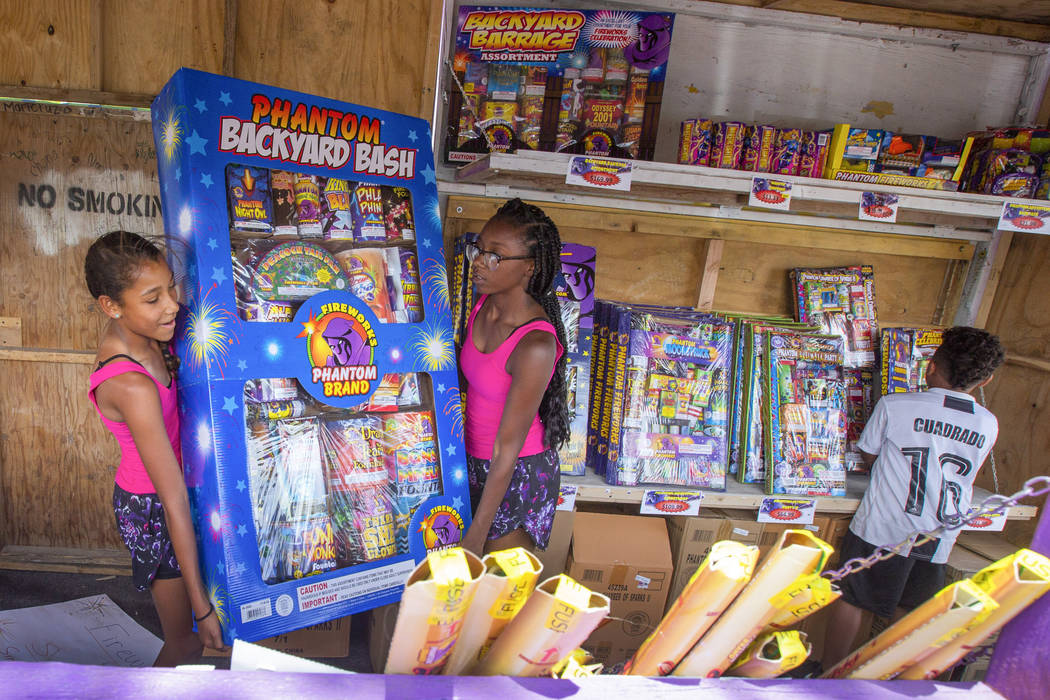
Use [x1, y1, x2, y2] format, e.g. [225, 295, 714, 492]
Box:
[196, 614, 227, 652]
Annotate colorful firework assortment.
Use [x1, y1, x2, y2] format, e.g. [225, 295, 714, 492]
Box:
[244, 377, 441, 583]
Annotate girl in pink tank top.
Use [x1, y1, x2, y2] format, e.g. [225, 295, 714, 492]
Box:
[458, 199, 569, 556]
[85, 231, 226, 664]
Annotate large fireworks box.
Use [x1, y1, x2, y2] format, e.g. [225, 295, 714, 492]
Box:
[446, 6, 676, 163]
[151, 69, 471, 643]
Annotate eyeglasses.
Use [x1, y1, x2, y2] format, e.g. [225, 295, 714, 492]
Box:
[465, 241, 532, 271]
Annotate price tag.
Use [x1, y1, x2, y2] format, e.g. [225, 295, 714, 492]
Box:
[959, 511, 1007, 532]
[757, 496, 816, 525]
[565, 156, 632, 191]
[859, 192, 899, 222]
[749, 177, 792, 211]
[556, 484, 578, 512]
[640, 489, 703, 516]
[998, 201, 1050, 233]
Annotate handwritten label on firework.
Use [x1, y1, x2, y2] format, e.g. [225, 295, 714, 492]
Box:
[958, 510, 1007, 532]
[556, 484, 578, 512]
[640, 489, 703, 516]
[757, 496, 816, 525]
[566, 156, 633, 191]
[749, 177, 792, 211]
[998, 201, 1050, 233]
[858, 192, 899, 223]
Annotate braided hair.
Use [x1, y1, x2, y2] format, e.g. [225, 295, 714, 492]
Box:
[492, 198, 571, 452]
[933, 326, 1005, 390]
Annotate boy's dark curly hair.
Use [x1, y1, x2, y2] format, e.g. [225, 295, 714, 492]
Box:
[934, 326, 1005, 390]
[491, 198, 570, 452]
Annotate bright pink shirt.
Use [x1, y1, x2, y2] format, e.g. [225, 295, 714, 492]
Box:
[461, 295, 563, 460]
[89, 359, 182, 494]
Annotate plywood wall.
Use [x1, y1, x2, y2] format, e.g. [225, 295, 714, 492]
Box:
[0, 0, 438, 119]
[0, 105, 163, 548]
[981, 232, 1050, 548]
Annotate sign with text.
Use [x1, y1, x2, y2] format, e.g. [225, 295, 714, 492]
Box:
[640, 489, 703, 516]
[859, 191, 899, 222]
[556, 484, 578, 512]
[565, 156, 632, 191]
[998, 201, 1050, 233]
[757, 496, 816, 525]
[749, 177, 792, 210]
[959, 510, 1007, 532]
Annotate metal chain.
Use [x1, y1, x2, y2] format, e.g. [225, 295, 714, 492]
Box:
[444, 59, 494, 151]
[978, 385, 1000, 494]
[824, 475, 1050, 583]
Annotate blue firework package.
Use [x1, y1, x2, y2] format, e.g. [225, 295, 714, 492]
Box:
[152, 68, 469, 643]
[226, 164, 274, 231]
[352, 183, 386, 241]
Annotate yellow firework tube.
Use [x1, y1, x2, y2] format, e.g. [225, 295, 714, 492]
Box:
[763, 574, 842, 631]
[897, 549, 1050, 680]
[672, 530, 833, 678]
[823, 579, 998, 680]
[443, 547, 543, 675]
[384, 547, 484, 674]
[475, 574, 610, 677]
[726, 630, 811, 678]
[623, 541, 759, 676]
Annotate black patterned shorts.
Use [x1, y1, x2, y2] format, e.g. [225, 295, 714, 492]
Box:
[467, 448, 560, 550]
[113, 483, 182, 591]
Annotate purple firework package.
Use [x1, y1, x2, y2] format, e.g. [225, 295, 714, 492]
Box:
[382, 186, 415, 241]
[711, 121, 745, 169]
[293, 173, 322, 238]
[799, 131, 831, 178]
[321, 177, 354, 239]
[742, 125, 776, 172]
[399, 248, 423, 322]
[351, 183, 386, 242]
[226, 164, 273, 232]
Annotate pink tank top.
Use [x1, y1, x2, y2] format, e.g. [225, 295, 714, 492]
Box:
[461, 295, 563, 460]
[89, 358, 182, 494]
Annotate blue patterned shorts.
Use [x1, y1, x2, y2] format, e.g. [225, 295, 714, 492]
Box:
[113, 483, 182, 591]
[467, 448, 560, 550]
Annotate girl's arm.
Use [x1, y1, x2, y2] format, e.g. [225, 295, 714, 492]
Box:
[110, 374, 226, 650]
[461, 330, 557, 554]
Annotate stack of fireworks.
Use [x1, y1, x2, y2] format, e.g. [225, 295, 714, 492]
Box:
[621, 530, 1050, 680]
[449, 233, 597, 477]
[242, 376, 440, 583]
[791, 265, 878, 472]
[379, 533, 1050, 680]
[879, 327, 943, 395]
[231, 239, 423, 324]
[959, 127, 1050, 199]
[678, 120, 831, 178]
[455, 51, 651, 159]
[383, 545, 611, 676]
[587, 301, 734, 491]
[225, 163, 423, 325]
[733, 317, 817, 485]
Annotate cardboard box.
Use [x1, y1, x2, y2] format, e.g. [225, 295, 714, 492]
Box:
[205, 615, 351, 659]
[535, 509, 574, 578]
[945, 546, 994, 584]
[568, 512, 673, 669]
[368, 602, 400, 673]
[665, 514, 725, 609]
[825, 515, 854, 567]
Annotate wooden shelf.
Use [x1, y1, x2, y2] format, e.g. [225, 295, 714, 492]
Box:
[448, 151, 1036, 240]
[565, 471, 1038, 520]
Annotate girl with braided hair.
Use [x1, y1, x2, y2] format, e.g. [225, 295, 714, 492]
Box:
[458, 198, 570, 555]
